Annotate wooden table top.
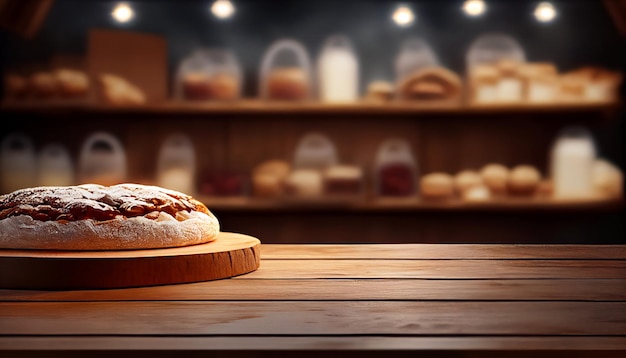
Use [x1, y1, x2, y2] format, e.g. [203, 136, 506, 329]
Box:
[1, 244, 625, 356]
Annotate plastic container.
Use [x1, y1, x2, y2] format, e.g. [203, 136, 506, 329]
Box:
[550, 126, 597, 199]
[78, 132, 127, 186]
[293, 133, 338, 170]
[260, 39, 313, 101]
[395, 38, 439, 85]
[374, 139, 418, 197]
[37, 144, 74, 187]
[157, 133, 196, 194]
[317, 35, 359, 103]
[175, 49, 242, 101]
[0, 133, 37, 193]
[466, 34, 526, 104]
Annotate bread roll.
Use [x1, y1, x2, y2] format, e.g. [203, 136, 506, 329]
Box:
[365, 81, 394, 102]
[508, 165, 541, 196]
[252, 160, 291, 198]
[266, 67, 309, 100]
[592, 160, 623, 198]
[29, 72, 58, 98]
[480, 164, 509, 194]
[284, 169, 323, 198]
[55, 69, 89, 97]
[99, 74, 146, 105]
[420, 173, 454, 200]
[454, 170, 483, 195]
[536, 180, 554, 198]
[4, 74, 28, 99]
[398, 67, 462, 101]
[462, 185, 491, 202]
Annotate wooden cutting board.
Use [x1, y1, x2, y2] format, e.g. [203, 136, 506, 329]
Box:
[0, 232, 260, 290]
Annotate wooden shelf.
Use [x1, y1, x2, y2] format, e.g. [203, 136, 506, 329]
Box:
[0, 100, 620, 117]
[198, 196, 624, 213]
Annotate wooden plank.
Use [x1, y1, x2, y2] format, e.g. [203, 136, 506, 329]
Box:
[260, 244, 626, 260]
[234, 259, 626, 279]
[0, 100, 618, 116]
[1, 302, 624, 336]
[2, 336, 626, 351]
[1, 279, 624, 302]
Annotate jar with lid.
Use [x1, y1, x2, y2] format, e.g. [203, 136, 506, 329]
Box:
[157, 133, 196, 194]
[260, 39, 313, 101]
[0, 133, 37, 193]
[78, 132, 127, 186]
[175, 49, 242, 101]
[374, 138, 418, 197]
[38, 143, 75, 187]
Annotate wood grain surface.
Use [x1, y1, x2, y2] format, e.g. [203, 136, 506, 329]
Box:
[0, 243, 624, 354]
[0, 232, 260, 290]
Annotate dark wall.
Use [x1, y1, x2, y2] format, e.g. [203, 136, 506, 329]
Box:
[1, 0, 624, 95]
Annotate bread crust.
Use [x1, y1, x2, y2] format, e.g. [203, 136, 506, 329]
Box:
[0, 184, 219, 251]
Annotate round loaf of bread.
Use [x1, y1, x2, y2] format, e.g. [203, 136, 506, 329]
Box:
[0, 184, 220, 251]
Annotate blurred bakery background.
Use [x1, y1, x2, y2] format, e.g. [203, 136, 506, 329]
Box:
[0, 0, 624, 244]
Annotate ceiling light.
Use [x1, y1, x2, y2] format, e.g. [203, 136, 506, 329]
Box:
[534, 2, 557, 23]
[111, 2, 134, 23]
[211, 0, 235, 19]
[463, 0, 486, 17]
[392, 6, 415, 27]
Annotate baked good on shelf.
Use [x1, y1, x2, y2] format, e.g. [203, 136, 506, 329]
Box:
[508, 165, 541, 196]
[54, 69, 89, 97]
[266, 67, 309, 100]
[397, 67, 462, 101]
[495, 59, 523, 102]
[252, 160, 291, 198]
[4, 74, 28, 99]
[454, 170, 483, 195]
[470, 64, 499, 104]
[462, 185, 491, 202]
[521, 63, 559, 103]
[182, 72, 239, 101]
[480, 164, 509, 195]
[98, 74, 146, 105]
[420, 173, 454, 200]
[560, 67, 622, 103]
[323, 165, 363, 195]
[592, 159, 623, 198]
[536, 180, 554, 198]
[0, 184, 219, 250]
[284, 169, 323, 197]
[29, 72, 58, 98]
[365, 81, 394, 102]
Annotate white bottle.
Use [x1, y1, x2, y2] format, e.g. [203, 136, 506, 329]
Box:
[317, 35, 359, 103]
[551, 127, 596, 199]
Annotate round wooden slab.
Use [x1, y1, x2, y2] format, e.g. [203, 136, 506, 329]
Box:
[0, 232, 260, 290]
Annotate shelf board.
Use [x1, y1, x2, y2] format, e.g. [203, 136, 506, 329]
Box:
[0, 100, 619, 117]
[198, 196, 624, 213]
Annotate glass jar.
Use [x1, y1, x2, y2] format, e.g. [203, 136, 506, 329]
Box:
[38, 143, 75, 186]
[78, 132, 127, 186]
[260, 39, 313, 101]
[0, 133, 37, 193]
[374, 138, 418, 197]
[175, 49, 242, 101]
[157, 133, 196, 194]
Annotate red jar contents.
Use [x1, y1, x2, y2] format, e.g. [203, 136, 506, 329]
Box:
[379, 164, 415, 196]
[200, 172, 248, 196]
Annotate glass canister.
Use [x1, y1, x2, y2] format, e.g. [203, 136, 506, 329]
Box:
[395, 38, 439, 86]
[293, 132, 338, 170]
[157, 133, 196, 195]
[78, 132, 127, 186]
[175, 49, 242, 101]
[550, 126, 597, 199]
[260, 39, 313, 101]
[0, 133, 37, 193]
[37, 143, 75, 187]
[374, 138, 418, 197]
[317, 35, 359, 103]
[466, 34, 526, 103]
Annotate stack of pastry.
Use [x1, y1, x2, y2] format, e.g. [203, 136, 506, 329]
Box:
[559, 67, 622, 103]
